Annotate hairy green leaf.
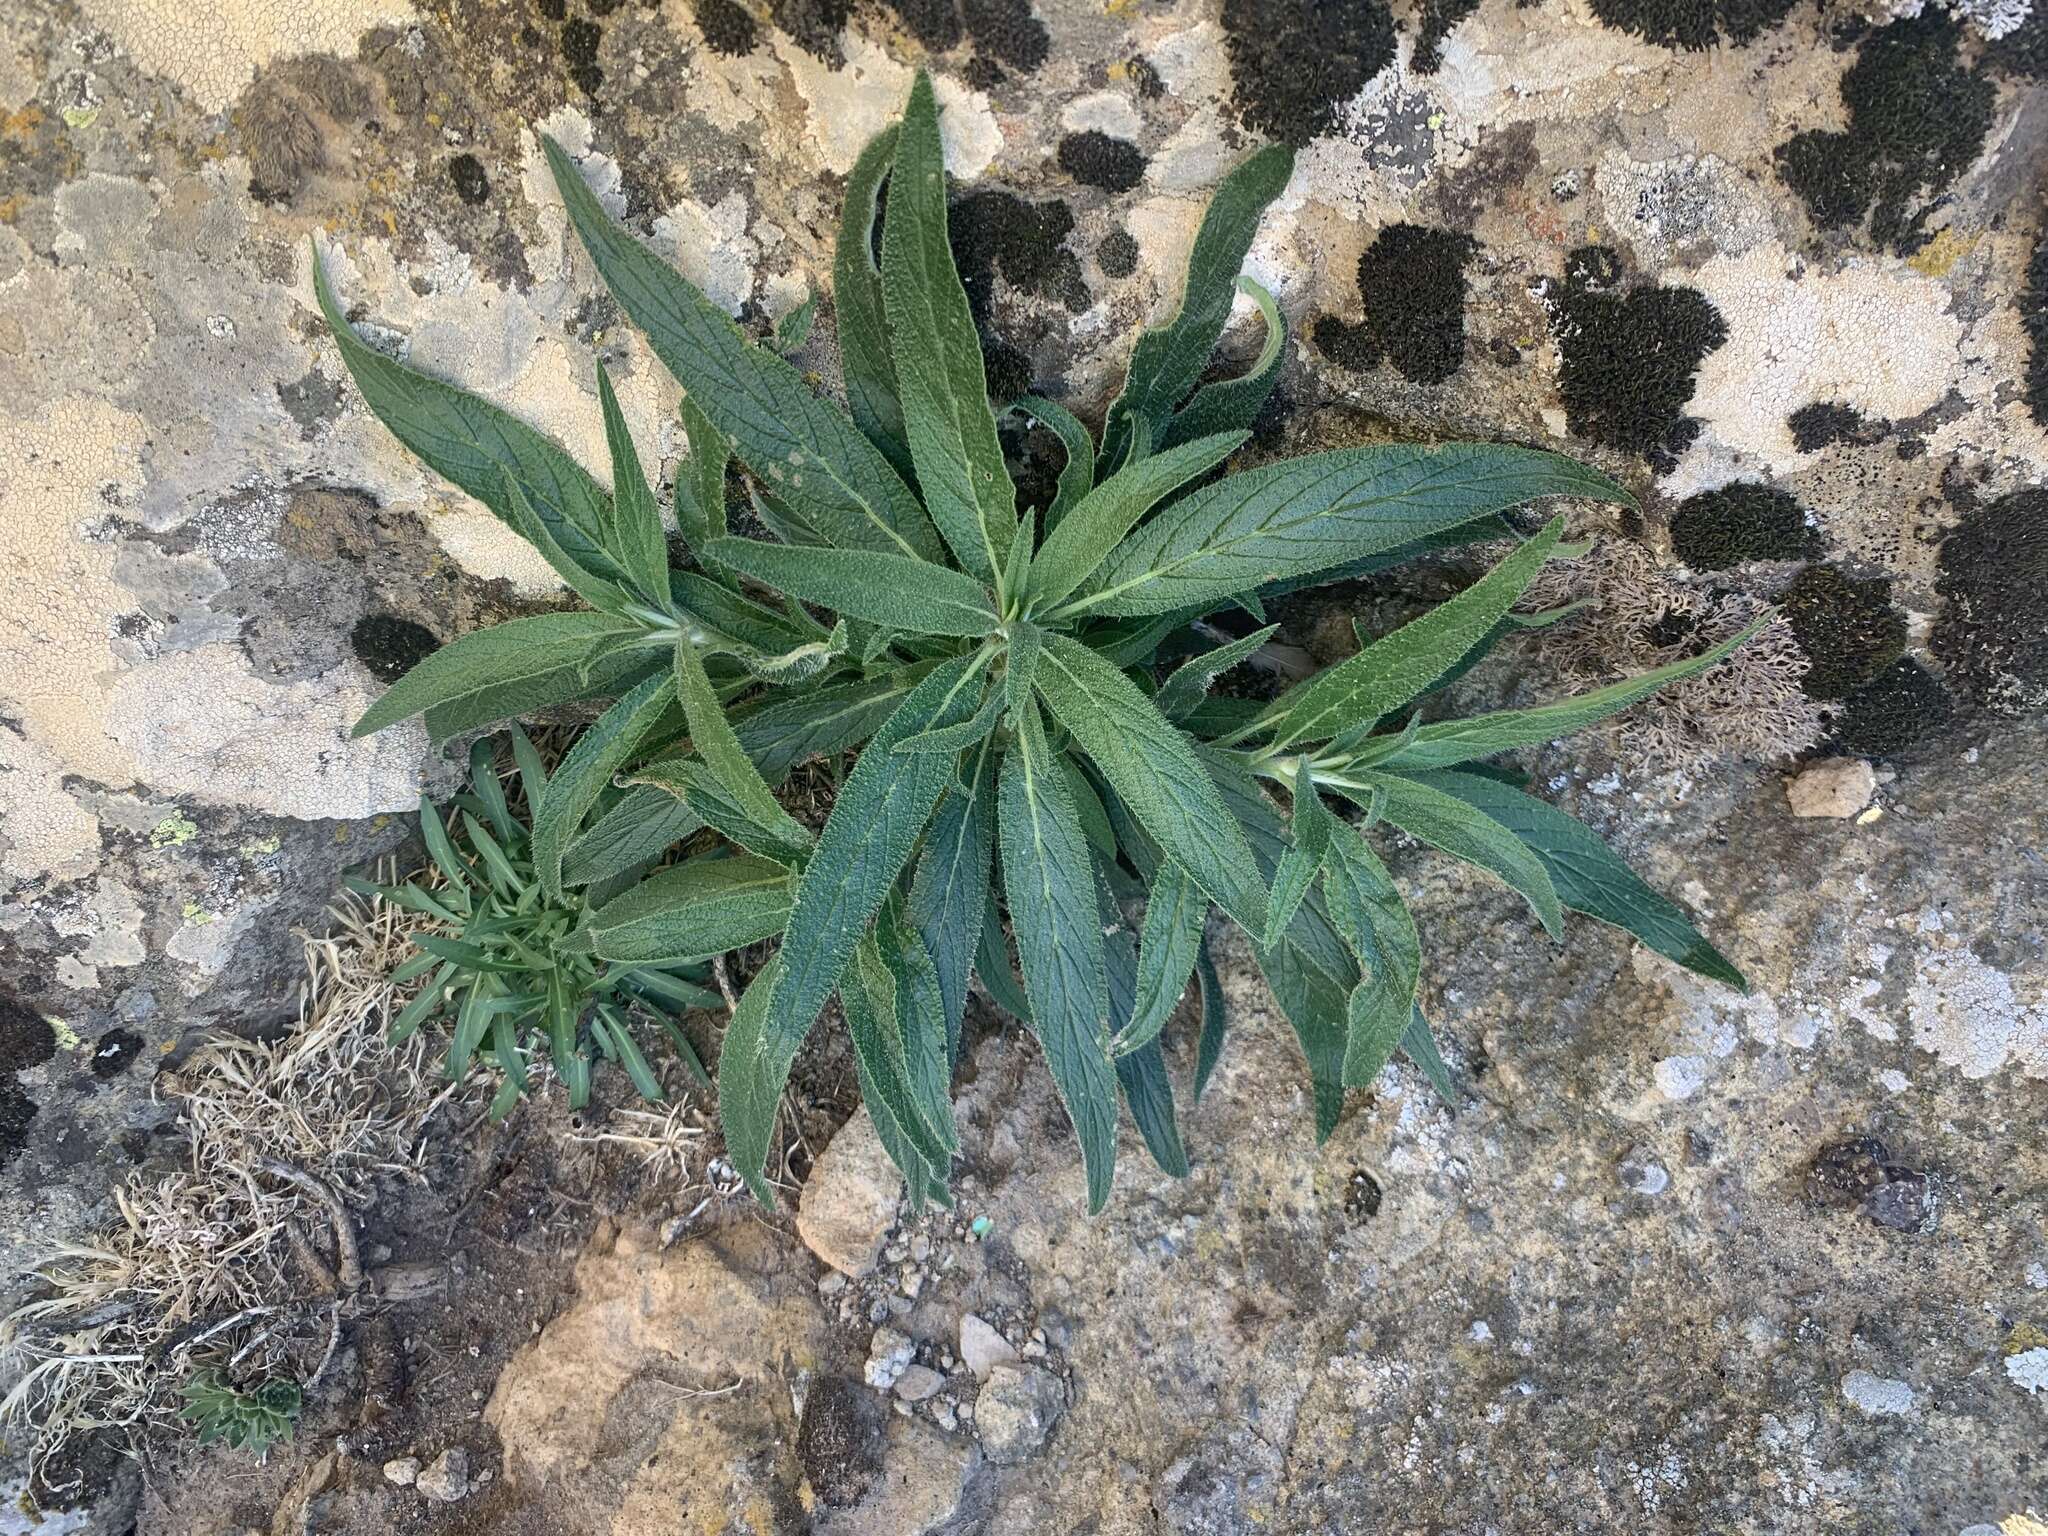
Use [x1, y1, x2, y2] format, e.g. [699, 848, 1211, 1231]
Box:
[532, 671, 677, 900]
[1115, 860, 1206, 1056]
[1031, 431, 1247, 614]
[1351, 771, 1562, 938]
[672, 639, 813, 852]
[595, 360, 671, 606]
[1401, 1004, 1458, 1105]
[999, 697, 1117, 1213]
[352, 612, 644, 738]
[628, 757, 813, 866]
[883, 73, 1019, 582]
[674, 393, 729, 553]
[1255, 934, 1350, 1141]
[544, 135, 943, 561]
[1069, 444, 1631, 620]
[718, 955, 783, 1205]
[315, 243, 624, 586]
[745, 655, 986, 1180]
[1157, 276, 1286, 452]
[1115, 1038, 1189, 1179]
[1371, 617, 1768, 771]
[1014, 394, 1096, 527]
[1154, 624, 1280, 723]
[1101, 144, 1295, 473]
[1254, 516, 1567, 748]
[907, 738, 997, 1065]
[1193, 939, 1226, 1101]
[1404, 770, 1745, 989]
[1320, 830, 1421, 1087]
[576, 854, 792, 964]
[727, 672, 924, 779]
[705, 538, 999, 638]
[834, 125, 914, 481]
[1266, 771, 1339, 939]
[1033, 634, 1269, 941]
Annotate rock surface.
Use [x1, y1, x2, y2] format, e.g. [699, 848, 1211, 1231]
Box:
[1786, 758, 1878, 818]
[797, 1105, 902, 1277]
[0, 0, 2042, 1528]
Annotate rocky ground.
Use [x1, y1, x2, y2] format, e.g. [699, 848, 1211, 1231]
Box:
[4, 0, 2046, 1529]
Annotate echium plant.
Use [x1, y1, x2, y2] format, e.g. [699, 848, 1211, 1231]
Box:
[324, 75, 1753, 1213]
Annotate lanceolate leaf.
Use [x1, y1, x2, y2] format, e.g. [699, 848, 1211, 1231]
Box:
[1405, 769, 1745, 989]
[834, 125, 914, 481]
[1256, 935, 1350, 1141]
[727, 672, 924, 779]
[1014, 395, 1096, 527]
[1351, 772, 1563, 939]
[1401, 1005, 1458, 1105]
[671, 639, 813, 852]
[1031, 430, 1248, 613]
[1115, 859, 1207, 1056]
[595, 360, 671, 606]
[543, 135, 944, 561]
[907, 736, 997, 1064]
[532, 670, 677, 900]
[352, 612, 645, 738]
[1101, 143, 1296, 473]
[873, 910, 959, 1154]
[1266, 771, 1339, 939]
[1067, 444, 1631, 620]
[628, 757, 814, 866]
[1154, 624, 1280, 722]
[973, 889, 1037, 1025]
[314, 243, 624, 585]
[1157, 276, 1286, 453]
[1320, 831, 1422, 1087]
[999, 697, 1118, 1213]
[1193, 939, 1226, 1101]
[674, 393, 729, 552]
[498, 473, 633, 614]
[894, 681, 1003, 755]
[1116, 1038, 1190, 1179]
[1254, 516, 1568, 749]
[1033, 634, 1270, 941]
[719, 955, 784, 1206]
[574, 855, 793, 964]
[745, 655, 986, 1178]
[882, 73, 1019, 583]
[705, 538, 1000, 638]
[1371, 617, 1768, 771]
[844, 936, 952, 1173]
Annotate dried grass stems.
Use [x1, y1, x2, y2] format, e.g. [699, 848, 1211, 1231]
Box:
[1527, 539, 1828, 770]
[2, 886, 446, 1484]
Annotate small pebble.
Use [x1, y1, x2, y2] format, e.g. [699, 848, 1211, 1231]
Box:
[382, 1457, 419, 1488]
[909, 1234, 932, 1262]
[818, 1272, 847, 1296]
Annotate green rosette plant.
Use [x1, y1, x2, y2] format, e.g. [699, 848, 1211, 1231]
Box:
[325, 74, 1753, 1213]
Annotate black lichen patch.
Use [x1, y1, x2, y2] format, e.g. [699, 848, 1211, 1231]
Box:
[1670, 484, 1821, 569]
[351, 613, 442, 684]
[1058, 131, 1147, 194]
[1985, 10, 2048, 81]
[948, 190, 1086, 322]
[883, 0, 1049, 71]
[1357, 224, 1475, 385]
[1933, 489, 2048, 715]
[1413, 0, 1482, 73]
[1774, 12, 1994, 252]
[1129, 55, 1164, 99]
[1780, 564, 1909, 700]
[89, 1028, 145, 1081]
[2021, 235, 2048, 430]
[0, 1080, 36, 1169]
[1585, 0, 1797, 50]
[769, 0, 852, 60]
[1311, 316, 1382, 373]
[1829, 657, 1952, 755]
[448, 152, 491, 206]
[694, 0, 760, 55]
[797, 1375, 885, 1508]
[0, 997, 57, 1075]
[1548, 246, 1727, 471]
[1788, 400, 1890, 453]
[982, 336, 1034, 405]
[1221, 0, 1396, 147]
[1096, 228, 1139, 278]
[561, 16, 604, 95]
